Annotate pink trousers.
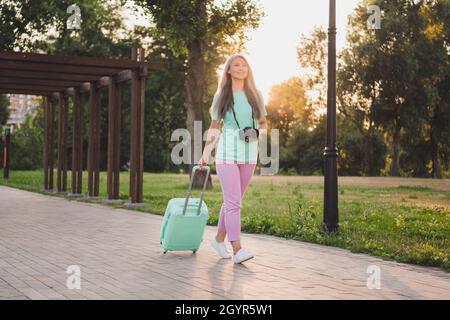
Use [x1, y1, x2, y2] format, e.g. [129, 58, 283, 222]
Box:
[215, 161, 257, 241]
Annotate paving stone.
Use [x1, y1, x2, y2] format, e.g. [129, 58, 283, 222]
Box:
[0, 185, 449, 300]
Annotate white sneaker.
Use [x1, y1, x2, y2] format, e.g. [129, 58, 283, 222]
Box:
[210, 239, 232, 259]
[233, 248, 254, 264]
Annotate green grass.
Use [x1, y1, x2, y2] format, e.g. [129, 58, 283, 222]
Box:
[1, 170, 449, 272]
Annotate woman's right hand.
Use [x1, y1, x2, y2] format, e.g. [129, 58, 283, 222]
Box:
[197, 157, 208, 170]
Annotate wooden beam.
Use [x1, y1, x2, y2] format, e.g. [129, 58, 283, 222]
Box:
[1, 69, 101, 82]
[0, 61, 120, 77]
[0, 51, 146, 70]
[0, 84, 60, 92]
[0, 78, 83, 88]
[0, 89, 52, 96]
[98, 70, 132, 86]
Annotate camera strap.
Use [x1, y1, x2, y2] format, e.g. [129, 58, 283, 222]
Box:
[230, 103, 255, 130]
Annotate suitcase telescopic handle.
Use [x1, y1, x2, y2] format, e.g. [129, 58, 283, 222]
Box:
[182, 165, 211, 216]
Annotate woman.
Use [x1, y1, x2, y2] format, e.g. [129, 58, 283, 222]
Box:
[198, 54, 268, 264]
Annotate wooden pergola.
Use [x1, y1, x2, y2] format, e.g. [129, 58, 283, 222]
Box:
[0, 49, 160, 204]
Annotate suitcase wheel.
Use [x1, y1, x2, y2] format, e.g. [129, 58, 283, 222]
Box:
[192, 250, 197, 254]
[163, 250, 168, 254]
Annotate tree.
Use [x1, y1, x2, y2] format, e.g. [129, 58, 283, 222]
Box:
[142, 34, 188, 172]
[135, 0, 264, 188]
[337, 114, 387, 176]
[412, 0, 450, 178]
[337, 30, 387, 176]
[0, 94, 9, 127]
[0, 0, 197, 176]
[0, 1, 57, 50]
[266, 77, 310, 149]
[10, 106, 44, 170]
[297, 27, 328, 114]
[283, 115, 326, 176]
[339, 0, 449, 177]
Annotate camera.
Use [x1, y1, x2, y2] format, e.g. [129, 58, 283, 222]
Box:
[230, 103, 259, 143]
[239, 127, 259, 143]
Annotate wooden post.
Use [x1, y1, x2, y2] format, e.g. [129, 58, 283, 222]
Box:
[57, 94, 63, 191]
[62, 95, 68, 192]
[2, 128, 10, 179]
[43, 97, 49, 190]
[113, 81, 122, 199]
[88, 81, 96, 197]
[106, 77, 122, 200]
[137, 48, 146, 203]
[129, 48, 138, 203]
[49, 98, 55, 190]
[128, 48, 147, 204]
[94, 90, 101, 196]
[107, 77, 115, 199]
[71, 92, 77, 193]
[77, 90, 83, 194]
[72, 89, 81, 194]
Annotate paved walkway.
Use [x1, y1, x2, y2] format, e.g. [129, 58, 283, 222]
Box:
[0, 185, 449, 300]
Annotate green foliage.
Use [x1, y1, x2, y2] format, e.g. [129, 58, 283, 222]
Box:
[0, 94, 9, 126]
[338, 0, 450, 177]
[0, 0, 130, 54]
[282, 116, 325, 175]
[137, 0, 264, 57]
[266, 77, 310, 149]
[337, 115, 387, 176]
[297, 27, 328, 111]
[143, 36, 188, 172]
[10, 110, 44, 170]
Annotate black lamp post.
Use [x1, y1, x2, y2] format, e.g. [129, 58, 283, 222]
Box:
[323, 0, 339, 233]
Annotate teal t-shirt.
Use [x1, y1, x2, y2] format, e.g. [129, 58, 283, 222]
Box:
[211, 91, 267, 163]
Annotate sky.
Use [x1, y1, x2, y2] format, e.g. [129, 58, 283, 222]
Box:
[244, 0, 362, 102]
[125, 0, 363, 102]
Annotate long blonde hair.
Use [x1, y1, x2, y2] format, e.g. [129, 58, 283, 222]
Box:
[209, 54, 264, 121]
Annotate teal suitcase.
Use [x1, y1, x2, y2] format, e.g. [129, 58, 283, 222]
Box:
[160, 165, 210, 254]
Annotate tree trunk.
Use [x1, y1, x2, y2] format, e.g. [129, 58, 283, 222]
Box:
[184, 33, 212, 190]
[390, 116, 401, 176]
[430, 119, 442, 178]
[363, 132, 372, 176]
